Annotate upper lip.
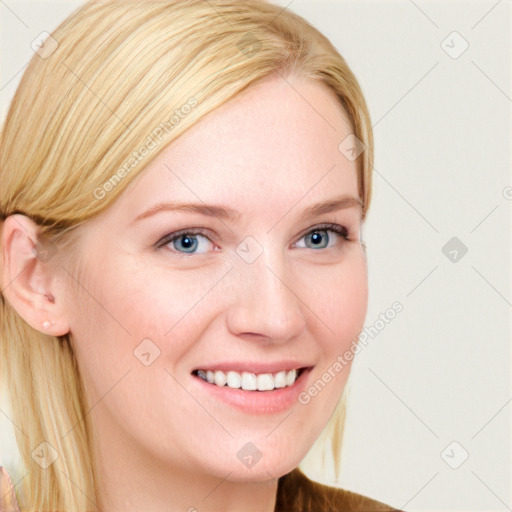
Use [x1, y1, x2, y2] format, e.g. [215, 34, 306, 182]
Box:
[192, 361, 313, 374]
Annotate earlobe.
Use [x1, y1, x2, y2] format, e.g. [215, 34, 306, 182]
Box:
[0, 214, 70, 336]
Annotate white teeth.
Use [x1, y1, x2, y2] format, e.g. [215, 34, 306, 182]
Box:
[241, 372, 257, 391]
[196, 368, 301, 391]
[214, 370, 227, 387]
[226, 371, 241, 389]
[256, 373, 276, 391]
[286, 369, 297, 386]
[274, 371, 287, 388]
[257, 373, 274, 391]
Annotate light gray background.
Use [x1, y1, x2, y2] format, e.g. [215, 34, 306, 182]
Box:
[1, 1, 511, 511]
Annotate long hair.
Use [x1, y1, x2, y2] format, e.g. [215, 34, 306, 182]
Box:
[0, 1, 373, 510]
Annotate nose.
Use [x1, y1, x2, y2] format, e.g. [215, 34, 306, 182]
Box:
[225, 249, 307, 344]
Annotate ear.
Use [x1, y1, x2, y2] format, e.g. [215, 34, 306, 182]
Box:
[0, 214, 70, 336]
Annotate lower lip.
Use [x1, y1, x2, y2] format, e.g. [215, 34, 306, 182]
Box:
[191, 368, 312, 414]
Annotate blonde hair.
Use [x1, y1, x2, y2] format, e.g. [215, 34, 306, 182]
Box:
[0, 0, 373, 510]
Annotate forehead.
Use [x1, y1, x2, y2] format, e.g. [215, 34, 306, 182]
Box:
[114, 75, 359, 222]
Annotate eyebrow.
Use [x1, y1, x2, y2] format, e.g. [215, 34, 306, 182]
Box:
[132, 194, 362, 224]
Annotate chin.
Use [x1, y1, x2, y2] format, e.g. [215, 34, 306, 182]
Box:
[221, 458, 301, 483]
[209, 437, 309, 483]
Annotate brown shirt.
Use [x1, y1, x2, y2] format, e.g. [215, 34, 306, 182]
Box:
[275, 468, 403, 512]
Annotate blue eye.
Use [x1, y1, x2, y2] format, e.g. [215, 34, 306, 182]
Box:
[162, 230, 213, 255]
[296, 226, 348, 250]
[156, 223, 350, 256]
[305, 230, 330, 249]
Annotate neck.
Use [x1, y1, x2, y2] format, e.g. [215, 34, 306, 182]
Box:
[91, 424, 279, 512]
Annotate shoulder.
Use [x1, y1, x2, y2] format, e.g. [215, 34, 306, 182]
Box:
[275, 467, 404, 512]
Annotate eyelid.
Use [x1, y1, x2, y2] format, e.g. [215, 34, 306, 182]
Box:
[155, 222, 353, 254]
[155, 227, 216, 250]
[295, 222, 349, 241]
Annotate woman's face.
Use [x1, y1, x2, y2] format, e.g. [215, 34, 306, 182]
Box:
[64, 74, 368, 481]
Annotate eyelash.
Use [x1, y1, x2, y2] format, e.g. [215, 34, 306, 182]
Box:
[155, 223, 352, 257]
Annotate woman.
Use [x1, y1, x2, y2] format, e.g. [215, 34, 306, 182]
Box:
[0, 1, 403, 510]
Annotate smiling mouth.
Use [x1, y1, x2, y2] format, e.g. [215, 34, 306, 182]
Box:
[192, 368, 307, 391]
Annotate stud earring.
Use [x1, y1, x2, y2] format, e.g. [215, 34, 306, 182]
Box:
[43, 320, 52, 330]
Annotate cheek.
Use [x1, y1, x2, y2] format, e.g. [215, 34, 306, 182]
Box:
[65, 258, 212, 444]
[310, 252, 368, 348]
[107, 260, 230, 342]
[305, 254, 368, 396]
[337, 258, 368, 341]
[68, 257, 229, 386]
[279, 254, 368, 465]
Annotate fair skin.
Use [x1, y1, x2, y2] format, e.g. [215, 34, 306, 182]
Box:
[1, 73, 368, 512]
